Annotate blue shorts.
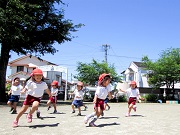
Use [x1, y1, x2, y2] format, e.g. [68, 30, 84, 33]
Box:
[104, 98, 109, 104]
[8, 95, 20, 103]
[72, 100, 83, 107]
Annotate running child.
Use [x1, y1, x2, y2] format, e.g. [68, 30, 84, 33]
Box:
[47, 80, 59, 113]
[84, 73, 114, 127]
[71, 81, 84, 116]
[119, 81, 144, 117]
[12, 68, 51, 127]
[7, 77, 23, 114]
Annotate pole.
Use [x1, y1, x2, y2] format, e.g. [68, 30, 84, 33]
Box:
[64, 68, 68, 101]
[102, 44, 110, 63]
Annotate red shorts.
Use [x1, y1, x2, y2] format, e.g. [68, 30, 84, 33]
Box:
[94, 98, 105, 111]
[49, 96, 57, 103]
[23, 95, 41, 105]
[128, 97, 137, 105]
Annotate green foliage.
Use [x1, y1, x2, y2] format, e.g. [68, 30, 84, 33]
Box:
[142, 48, 180, 89]
[0, 0, 83, 56]
[144, 94, 158, 102]
[75, 59, 122, 85]
[0, 0, 83, 102]
[117, 95, 127, 102]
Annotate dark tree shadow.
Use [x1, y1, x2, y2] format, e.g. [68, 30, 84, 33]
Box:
[99, 116, 119, 119]
[20, 123, 59, 128]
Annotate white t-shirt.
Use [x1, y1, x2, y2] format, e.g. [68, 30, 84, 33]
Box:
[126, 88, 140, 98]
[73, 89, 84, 100]
[51, 88, 58, 96]
[25, 81, 48, 97]
[95, 85, 112, 100]
[11, 85, 23, 95]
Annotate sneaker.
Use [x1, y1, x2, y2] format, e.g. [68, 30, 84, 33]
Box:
[71, 110, 75, 113]
[125, 113, 130, 117]
[47, 106, 51, 111]
[77, 113, 81, 116]
[36, 111, 41, 118]
[133, 106, 136, 112]
[12, 120, 18, 127]
[84, 116, 89, 124]
[108, 106, 110, 110]
[53, 110, 57, 113]
[27, 114, 32, 123]
[84, 106, 88, 111]
[89, 122, 97, 127]
[11, 110, 17, 114]
[9, 107, 14, 112]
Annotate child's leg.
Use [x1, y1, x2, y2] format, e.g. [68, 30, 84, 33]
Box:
[89, 107, 101, 126]
[13, 102, 18, 111]
[7, 101, 13, 108]
[53, 103, 57, 111]
[128, 103, 133, 114]
[29, 101, 39, 115]
[77, 107, 81, 115]
[71, 104, 75, 111]
[47, 100, 51, 106]
[15, 105, 29, 121]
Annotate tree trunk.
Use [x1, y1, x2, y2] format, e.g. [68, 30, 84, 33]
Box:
[0, 43, 10, 102]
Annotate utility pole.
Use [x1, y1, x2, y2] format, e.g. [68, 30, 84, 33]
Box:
[102, 44, 110, 63]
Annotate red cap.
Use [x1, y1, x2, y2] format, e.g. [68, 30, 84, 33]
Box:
[77, 81, 83, 87]
[51, 80, 58, 86]
[98, 73, 110, 85]
[32, 68, 43, 75]
[130, 81, 136, 85]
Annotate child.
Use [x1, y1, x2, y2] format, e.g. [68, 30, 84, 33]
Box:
[71, 81, 84, 116]
[12, 68, 51, 127]
[7, 77, 23, 114]
[84, 73, 114, 127]
[23, 73, 42, 118]
[47, 80, 59, 113]
[119, 81, 144, 117]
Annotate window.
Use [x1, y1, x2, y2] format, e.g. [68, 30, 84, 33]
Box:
[17, 66, 24, 72]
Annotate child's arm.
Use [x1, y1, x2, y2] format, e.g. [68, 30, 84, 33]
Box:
[93, 94, 98, 104]
[138, 94, 144, 100]
[21, 88, 27, 94]
[119, 88, 126, 93]
[8, 89, 12, 95]
[108, 92, 114, 100]
[45, 89, 52, 97]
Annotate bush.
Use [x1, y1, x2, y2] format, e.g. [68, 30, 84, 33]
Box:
[145, 94, 158, 102]
[117, 95, 127, 102]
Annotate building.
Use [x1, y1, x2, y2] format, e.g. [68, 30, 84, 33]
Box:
[8, 55, 72, 100]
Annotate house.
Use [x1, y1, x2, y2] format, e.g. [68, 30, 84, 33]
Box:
[121, 61, 180, 99]
[122, 61, 149, 88]
[8, 55, 73, 100]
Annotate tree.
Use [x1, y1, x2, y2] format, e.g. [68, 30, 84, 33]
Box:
[0, 0, 83, 102]
[75, 59, 121, 85]
[142, 48, 180, 98]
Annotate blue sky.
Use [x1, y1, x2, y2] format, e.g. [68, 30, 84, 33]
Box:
[6, 0, 180, 81]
